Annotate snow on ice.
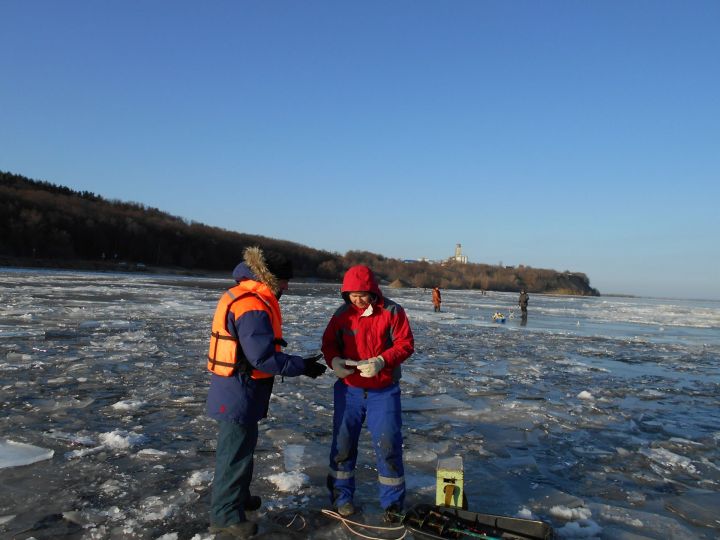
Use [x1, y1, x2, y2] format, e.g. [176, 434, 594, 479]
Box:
[1, 269, 719, 539]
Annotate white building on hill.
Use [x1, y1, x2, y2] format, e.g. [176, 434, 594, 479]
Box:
[448, 243, 468, 264]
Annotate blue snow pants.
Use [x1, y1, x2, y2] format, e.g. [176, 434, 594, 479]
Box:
[210, 420, 258, 527]
[327, 380, 405, 510]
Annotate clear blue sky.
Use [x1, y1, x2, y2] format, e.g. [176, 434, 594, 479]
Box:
[2, 1, 718, 299]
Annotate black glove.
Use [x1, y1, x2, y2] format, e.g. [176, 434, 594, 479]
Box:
[303, 354, 327, 378]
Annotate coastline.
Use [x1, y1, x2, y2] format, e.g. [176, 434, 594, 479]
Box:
[0, 256, 224, 279]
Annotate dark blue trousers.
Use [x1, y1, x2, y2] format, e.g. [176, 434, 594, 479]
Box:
[210, 420, 258, 526]
[328, 380, 405, 510]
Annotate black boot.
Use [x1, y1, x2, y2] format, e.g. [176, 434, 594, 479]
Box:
[244, 495, 261, 511]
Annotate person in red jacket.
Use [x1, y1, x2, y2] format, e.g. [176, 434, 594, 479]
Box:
[321, 265, 414, 521]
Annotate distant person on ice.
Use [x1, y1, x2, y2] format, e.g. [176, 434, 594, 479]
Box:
[205, 247, 326, 538]
[321, 265, 414, 522]
[519, 289, 529, 321]
[432, 286, 442, 312]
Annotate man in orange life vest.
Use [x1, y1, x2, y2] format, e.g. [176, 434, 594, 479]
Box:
[206, 247, 326, 538]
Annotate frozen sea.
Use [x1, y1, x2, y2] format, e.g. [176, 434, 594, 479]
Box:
[1, 268, 719, 540]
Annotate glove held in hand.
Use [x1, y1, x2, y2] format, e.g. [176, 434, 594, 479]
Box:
[331, 357, 354, 379]
[357, 356, 384, 378]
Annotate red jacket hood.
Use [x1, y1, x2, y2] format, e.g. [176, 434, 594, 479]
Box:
[341, 265, 383, 300]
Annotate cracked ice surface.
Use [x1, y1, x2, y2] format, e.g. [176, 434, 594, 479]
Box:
[1, 269, 719, 539]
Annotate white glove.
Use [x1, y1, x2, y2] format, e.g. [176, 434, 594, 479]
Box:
[357, 356, 385, 378]
[331, 357, 354, 379]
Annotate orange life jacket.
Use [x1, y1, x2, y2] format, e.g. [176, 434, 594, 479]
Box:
[207, 281, 284, 379]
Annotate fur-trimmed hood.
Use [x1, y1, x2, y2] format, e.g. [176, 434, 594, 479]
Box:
[232, 247, 281, 295]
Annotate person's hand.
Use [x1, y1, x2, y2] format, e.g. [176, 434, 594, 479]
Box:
[303, 354, 327, 378]
[357, 356, 384, 378]
[331, 357, 354, 379]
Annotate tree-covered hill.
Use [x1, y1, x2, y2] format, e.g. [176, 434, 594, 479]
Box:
[0, 171, 336, 276]
[0, 171, 599, 295]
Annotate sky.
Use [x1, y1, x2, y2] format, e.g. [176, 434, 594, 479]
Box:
[1, 1, 719, 300]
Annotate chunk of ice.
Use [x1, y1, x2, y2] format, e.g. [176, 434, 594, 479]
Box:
[99, 430, 148, 449]
[266, 471, 309, 492]
[664, 491, 720, 529]
[0, 438, 54, 469]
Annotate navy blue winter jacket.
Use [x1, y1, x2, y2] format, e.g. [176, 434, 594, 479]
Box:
[206, 261, 306, 424]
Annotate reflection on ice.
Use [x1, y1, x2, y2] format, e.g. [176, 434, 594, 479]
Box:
[403, 394, 472, 411]
[0, 269, 719, 538]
